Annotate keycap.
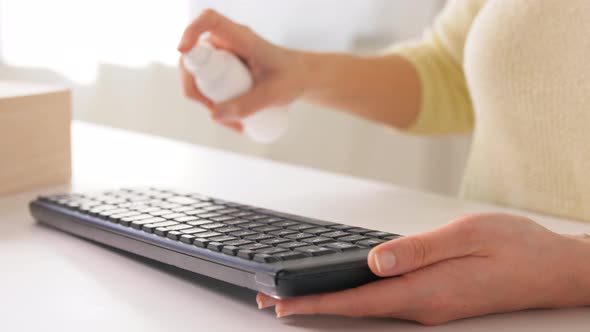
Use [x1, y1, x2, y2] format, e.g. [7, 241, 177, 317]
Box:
[109, 211, 140, 220]
[210, 235, 237, 243]
[322, 231, 351, 238]
[230, 212, 254, 218]
[338, 234, 368, 243]
[304, 227, 332, 235]
[216, 227, 242, 234]
[237, 250, 256, 260]
[347, 228, 372, 235]
[148, 209, 173, 216]
[285, 233, 314, 241]
[216, 208, 239, 214]
[89, 205, 118, 213]
[271, 221, 299, 228]
[187, 220, 213, 226]
[167, 231, 184, 240]
[384, 235, 402, 240]
[197, 213, 221, 219]
[207, 242, 225, 251]
[193, 231, 222, 238]
[161, 213, 186, 219]
[253, 254, 279, 263]
[183, 209, 207, 215]
[224, 240, 255, 247]
[210, 216, 235, 222]
[256, 247, 288, 255]
[287, 224, 315, 231]
[329, 224, 356, 231]
[274, 252, 308, 261]
[243, 215, 268, 221]
[228, 230, 257, 238]
[253, 226, 281, 233]
[240, 243, 271, 251]
[134, 207, 160, 213]
[180, 227, 207, 234]
[120, 214, 152, 226]
[260, 238, 290, 246]
[167, 196, 199, 205]
[222, 246, 240, 256]
[278, 242, 307, 250]
[203, 205, 225, 212]
[97, 208, 129, 217]
[294, 246, 337, 256]
[150, 221, 179, 228]
[268, 229, 297, 237]
[365, 231, 393, 238]
[201, 223, 225, 230]
[325, 242, 359, 251]
[164, 224, 192, 232]
[240, 222, 264, 229]
[174, 216, 199, 223]
[193, 238, 211, 248]
[224, 219, 251, 226]
[130, 217, 165, 229]
[244, 234, 274, 241]
[302, 237, 333, 245]
[179, 234, 196, 244]
[155, 227, 170, 236]
[172, 206, 195, 212]
[356, 239, 385, 247]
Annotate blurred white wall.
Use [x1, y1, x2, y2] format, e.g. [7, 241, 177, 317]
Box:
[0, 0, 472, 195]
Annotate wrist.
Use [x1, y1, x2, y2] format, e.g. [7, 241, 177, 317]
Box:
[552, 235, 590, 307]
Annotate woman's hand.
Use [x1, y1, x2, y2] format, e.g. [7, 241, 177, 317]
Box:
[178, 9, 306, 132]
[257, 213, 590, 325]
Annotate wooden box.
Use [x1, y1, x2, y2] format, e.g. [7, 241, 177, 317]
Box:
[0, 81, 71, 195]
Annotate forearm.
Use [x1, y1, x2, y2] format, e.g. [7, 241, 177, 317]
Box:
[297, 51, 421, 129]
[556, 234, 590, 307]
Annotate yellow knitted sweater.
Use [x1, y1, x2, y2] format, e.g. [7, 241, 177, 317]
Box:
[393, 0, 590, 222]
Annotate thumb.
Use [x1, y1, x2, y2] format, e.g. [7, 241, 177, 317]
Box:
[213, 81, 279, 121]
[368, 221, 481, 277]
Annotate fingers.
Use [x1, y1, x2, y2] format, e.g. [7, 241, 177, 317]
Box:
[214, 81, 278, 121]
[178, 9, 253, 54]
[270, 277, 411, 318]
[368, 219, 483, 277]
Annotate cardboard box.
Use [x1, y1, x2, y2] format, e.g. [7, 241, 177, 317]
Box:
[0, 81, 71, 195]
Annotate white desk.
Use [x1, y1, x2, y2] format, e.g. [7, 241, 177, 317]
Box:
[1, 122, 589, 331]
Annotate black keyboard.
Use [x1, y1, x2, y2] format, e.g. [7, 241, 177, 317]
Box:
[29, 188, 401, 298]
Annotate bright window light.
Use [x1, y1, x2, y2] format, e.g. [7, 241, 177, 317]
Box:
[1, 0, 189, 83]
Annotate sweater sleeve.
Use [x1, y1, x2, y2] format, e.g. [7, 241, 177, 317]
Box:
[389, 0, 487, 135]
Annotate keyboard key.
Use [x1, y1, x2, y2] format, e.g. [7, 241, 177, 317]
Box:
[384, 235, 402, 240]
[260, 238, 290, 246]
[142, 221, 178, 233]
[180, 227, 207, 234]
[89, 205, 118, 213]
[154, 227, 170, 236]
[225, 240, 255, 247]
[130, 217, 166, 229]
[244, 234, 274, 242]
[240, 243, 271, 251]
[174, 216, 199, 223]
[287, 224, 315, 231]
[120, 214, 153, 226]
[278, 242, 307, 250]
[210, 216, 235, 222]
[166, 196, 199, 205]
[201, 223, 225, 230]
[134, 206, 161, 213]
[285, 233, 314, 241]
[356, 239, 386, 247]
[347, 228, 373, 235]
[179, 234, 196, 244]
[148, 209, 173, 216]
[210, 235, 237, 242]
[271, 220, 299, 228]
[202, 205, 225, 212]
[304, 227, 332, 235]
[97, 208, 129, 217]
[230, 211, 254, 218]
[329, 224, 356, 231]
[221, 245, 240, 256]
[193, 231, 222, 238]
[172, 206, 195, 213]
[252, 226, 281, 233]
[150, 221, 180, 228]
[197, 213, 222, 219]
[164, 224, 192, 232]
[365, 231, 393, 238]
[187, 220, 213, 226]
[207, 242, 225, 251]
[193, 238, 211, 248]
[302, 237, 334, 245]
[216, 208, 239, 215]
[183, 209, 207, 215]
[216, 226, 242, 234]
[109, 211, 140, 220]
[253, 254, 279, 263]
[274, 252, 308, 261]
[191, 202, 213, 209]
[338, 235, 368, 243]
[240, 222, 265, 229]
[224, 219, 251, 226]
[161, 213, 186, 219]
[269, 229, 297, 237]
[325, 242, 359, 252]
[322, 231, 351, 238]
[167, 231, 184, 240]
[243, 214, 268, 221]
[237, 250, 256, 260]
[256, 247, 288, 255]
[295, 246, 337, 256]
[228, 230, 257, 238]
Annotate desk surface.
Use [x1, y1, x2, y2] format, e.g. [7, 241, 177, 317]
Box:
[1, 122, 589, 331]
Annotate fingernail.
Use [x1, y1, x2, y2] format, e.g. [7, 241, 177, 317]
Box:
[216, 104, 240, 120]
[374, 251, 396, 274]
[275, 305, 293, 318]
[257, 296, 277, 309]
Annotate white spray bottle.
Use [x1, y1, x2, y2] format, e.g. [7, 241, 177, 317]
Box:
[183, 42, 288, 144]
